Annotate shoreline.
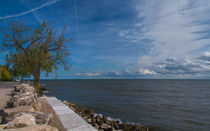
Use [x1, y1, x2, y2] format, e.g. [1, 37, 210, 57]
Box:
[62, 100, 151, 131]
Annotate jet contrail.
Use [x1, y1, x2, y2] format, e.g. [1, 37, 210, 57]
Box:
[0, 0, 60, 19]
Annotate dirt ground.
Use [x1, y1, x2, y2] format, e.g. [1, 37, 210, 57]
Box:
[0, 82, 18, 110]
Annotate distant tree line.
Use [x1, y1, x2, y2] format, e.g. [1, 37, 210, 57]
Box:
[0, 21, 72, 92]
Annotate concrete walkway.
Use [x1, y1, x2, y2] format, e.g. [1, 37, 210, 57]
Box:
[46, 97, 97, 131]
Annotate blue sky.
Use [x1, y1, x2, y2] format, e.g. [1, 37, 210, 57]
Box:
[1, 0, 210, 79]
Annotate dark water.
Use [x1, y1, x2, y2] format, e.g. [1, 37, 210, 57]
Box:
[42, 79, 210, 131]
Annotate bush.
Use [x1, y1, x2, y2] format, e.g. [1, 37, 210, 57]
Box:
[1, 67, 12, 81]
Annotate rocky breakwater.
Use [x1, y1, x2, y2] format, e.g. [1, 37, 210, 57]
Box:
[63, 101, 151, 131]
[0, 83, 58, 131]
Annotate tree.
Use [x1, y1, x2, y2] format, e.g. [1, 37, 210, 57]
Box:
[1, 21, 71, 90]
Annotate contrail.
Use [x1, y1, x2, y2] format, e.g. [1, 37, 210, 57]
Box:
[0, 0, 60, 20]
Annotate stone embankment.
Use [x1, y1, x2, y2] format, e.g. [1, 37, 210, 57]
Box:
[63, 101, 150, 131]
[0, 83, 58, 131]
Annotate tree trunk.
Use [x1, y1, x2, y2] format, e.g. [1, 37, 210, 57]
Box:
[33, 67, 41, 94]
[21, 76, 24, 82]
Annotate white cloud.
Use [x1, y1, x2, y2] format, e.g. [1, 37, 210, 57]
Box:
[138, 68, 157, 75]
[0, 0, 60, 19]
[203, 52, 210, 57]
[139, 0, 210, 59]
[121, 0, 210, 77]
[75, 69, 156, 78]
[75, 72, 102, 77]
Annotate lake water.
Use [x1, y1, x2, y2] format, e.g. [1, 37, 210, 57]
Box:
[42, 79, 210, 131]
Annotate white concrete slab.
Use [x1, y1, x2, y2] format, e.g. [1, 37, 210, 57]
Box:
[45, 97, 97, 131]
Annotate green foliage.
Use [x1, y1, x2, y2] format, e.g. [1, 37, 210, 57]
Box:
[6, 50, 31, 81]
[34, 82, 42, 94]
[1, 67, 12, 81]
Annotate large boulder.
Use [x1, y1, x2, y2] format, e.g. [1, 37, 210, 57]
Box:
[14, 83, 30, 92]
[0, 124, 7, 129]
[5, 113, 36, 129]
[0, 125, 58, 131]
[100, 123, 112, 130]
[2, 106, 35, 123]
[33, 102, 41, 112]
[20, 86, 35, 94]
[29, 112, 53, 125]
[11, 92, 36, 107]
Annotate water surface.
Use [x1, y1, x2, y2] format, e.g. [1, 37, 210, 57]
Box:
[42, 79, 210, 131]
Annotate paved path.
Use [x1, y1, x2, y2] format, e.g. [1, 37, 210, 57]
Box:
[0, 82, 17, 109]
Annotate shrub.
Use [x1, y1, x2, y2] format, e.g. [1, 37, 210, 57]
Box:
[1, 67, 12, 81]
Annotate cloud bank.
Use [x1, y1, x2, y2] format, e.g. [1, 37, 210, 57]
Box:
[113, 0, 210, 78]
[75, 52, 210, 78]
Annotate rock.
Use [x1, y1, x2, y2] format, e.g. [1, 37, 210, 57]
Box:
[96, 115, 101, 120]
[121, 123, 134, 130]
[0, 124, 7, 129]
[5, 113, 36, 129]
[11, 92, 22, 96]
[84, 109, 94, 117]
[91, 116, 96, 123]
[134, 124, 143, 131]
[3, 106, 35, 116]
[63, 100, 68, 105]
[97, 120, 103, 126]
[20, 86, 35, 94]
[15, 83, 26, 92]
[33, 102, 41, 111]
[94, 123, 99, 130]
[102, 116, 108, 122]
[106, 127, 116, 131]
[77, 108, 85, 114]
[0, 125, 58, 131]
[29, 112, 52, 125]
[102, 116, 111, 124]
[70, 106, 76, 112]
[112, 127, 117, 131]
[89, 109, 94, 117]
[64, 101, 77, 112]
[87, 118, 92, 123]
[137, 126, 150, 131]
[100, 123, 111, 130]
[19, 83, 30, 87]
[2, 106, 35, 123]
[113, 121, 120, 129]
[11, 92, 36, 107]
[14, 86, 22, 92]
[14, 83, 30, 92]
[83, 116, 88, 120]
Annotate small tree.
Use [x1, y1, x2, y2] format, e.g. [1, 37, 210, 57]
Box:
[1, 21, 71, 90]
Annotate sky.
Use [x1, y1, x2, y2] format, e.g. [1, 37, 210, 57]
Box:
[1, 0, 210, 79]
